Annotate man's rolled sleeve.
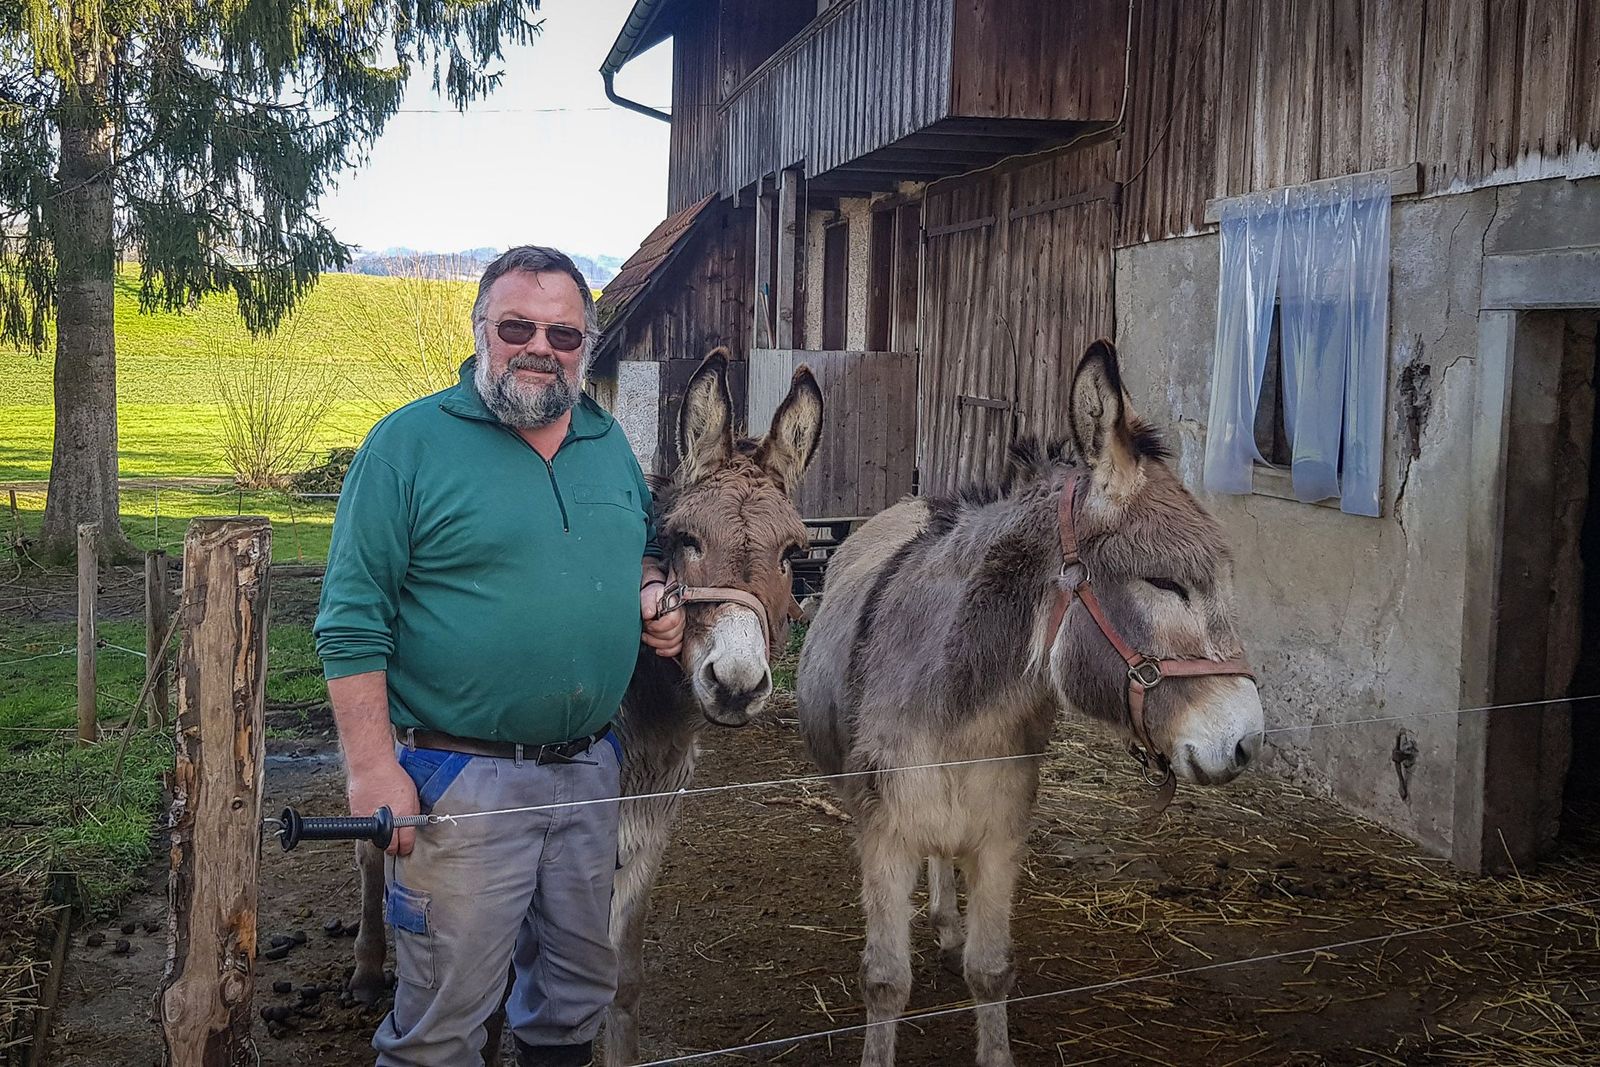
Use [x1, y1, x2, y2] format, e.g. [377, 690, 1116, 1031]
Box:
[314, 446, 412, 679]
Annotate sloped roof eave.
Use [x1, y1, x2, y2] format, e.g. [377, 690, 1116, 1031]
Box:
[595, 195, 718, 357]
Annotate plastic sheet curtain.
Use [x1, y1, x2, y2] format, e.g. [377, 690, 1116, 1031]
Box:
[1202, 190, 1285, 494]
[1204, 174, 1389, 516]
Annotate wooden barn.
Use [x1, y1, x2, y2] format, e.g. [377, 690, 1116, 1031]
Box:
[594, 0, 1600, 874]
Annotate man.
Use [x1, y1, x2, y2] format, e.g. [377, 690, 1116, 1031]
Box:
[314, 245, 684, 1067]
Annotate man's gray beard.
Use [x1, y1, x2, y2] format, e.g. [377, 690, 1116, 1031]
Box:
[475, 353, 583, 428]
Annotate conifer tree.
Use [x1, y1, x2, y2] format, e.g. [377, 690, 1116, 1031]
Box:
[0, 0, 542, 557]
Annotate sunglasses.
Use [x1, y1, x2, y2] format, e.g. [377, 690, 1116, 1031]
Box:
[492, 318, 586, 352]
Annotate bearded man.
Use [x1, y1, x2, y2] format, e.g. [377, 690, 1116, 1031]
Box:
[315, 246, 684, 1067]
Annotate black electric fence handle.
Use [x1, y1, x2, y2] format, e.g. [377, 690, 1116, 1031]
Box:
[270, 806, 432, 851]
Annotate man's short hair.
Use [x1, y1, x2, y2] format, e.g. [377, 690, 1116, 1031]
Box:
[473, 246, 598, 344]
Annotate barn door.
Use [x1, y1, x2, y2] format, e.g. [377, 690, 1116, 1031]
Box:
[917, 148, 1117, 494]
[917, 181, 1011, 494]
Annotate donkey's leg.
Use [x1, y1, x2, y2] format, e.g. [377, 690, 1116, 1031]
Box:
[604, 795, 680, 1067]
[860, 835, 920, 1067]
[350, 841, 389, 1005]
[926, 856, 964, 976]
[960, 844, 1022, 1067]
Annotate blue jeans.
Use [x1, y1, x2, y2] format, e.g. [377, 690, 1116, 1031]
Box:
[373, 741, 622, 1067]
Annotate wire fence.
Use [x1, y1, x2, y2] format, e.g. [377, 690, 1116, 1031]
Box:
[632, 894, 1600, 1065]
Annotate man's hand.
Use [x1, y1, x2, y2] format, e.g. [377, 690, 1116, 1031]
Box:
[347, 757, 422, 856]
[328, 670, 419, 856]
[641, 578, 685, 658]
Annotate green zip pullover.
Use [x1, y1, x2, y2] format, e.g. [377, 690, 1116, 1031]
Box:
[314, 358, 660, 745]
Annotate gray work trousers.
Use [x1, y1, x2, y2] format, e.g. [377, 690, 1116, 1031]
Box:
[373, 737, 622, 1066]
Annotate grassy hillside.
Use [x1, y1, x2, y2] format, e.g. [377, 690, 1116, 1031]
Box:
[0, 268, 476, 480]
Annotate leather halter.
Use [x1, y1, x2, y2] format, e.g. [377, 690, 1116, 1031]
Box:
[1045, 476, 1256, 813]
[654, 580, 805, 660]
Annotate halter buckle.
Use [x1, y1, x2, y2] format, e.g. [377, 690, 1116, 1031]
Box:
[653, 580, 687, 620]
[1128, 658, 1163, 689]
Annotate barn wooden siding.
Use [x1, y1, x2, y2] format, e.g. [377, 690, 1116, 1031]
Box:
[667, 0, 723, 213]
[606, 205, 755, 369]
[720, 0, 956, 198]
[918, 139, 1119, 493]
[749, 348, 918, 517]
[1118, 0, 1600, 245]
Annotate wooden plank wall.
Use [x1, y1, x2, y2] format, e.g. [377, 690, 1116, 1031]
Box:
[668, 1, 723, 212]
[719, 0, 955, 197]
[660, 356, 749, 476]
[612, 206, 756, 369]
[717, 0, 816, 98]
[918, 139, 1118, 493]
[1119, 0, 1600, 245]
[950, 0, 1126, 121]
[748, 348, 918, 517]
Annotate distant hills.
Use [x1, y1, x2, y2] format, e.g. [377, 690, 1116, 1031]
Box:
[347, 247, 626, 288]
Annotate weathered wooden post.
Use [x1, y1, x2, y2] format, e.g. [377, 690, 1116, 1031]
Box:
[159, 517, 271, 1067]
[76, 522, 98, 745]
[144, 549, 170, 727]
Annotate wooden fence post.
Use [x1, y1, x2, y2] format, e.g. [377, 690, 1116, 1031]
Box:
[159, 517, 271, 1067]
[144, 549, 170, 727]
[76, 523, 98, 745]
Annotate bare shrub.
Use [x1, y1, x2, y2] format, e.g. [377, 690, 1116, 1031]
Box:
[342, 254, 475, 413]
[212, 322, 337, 488]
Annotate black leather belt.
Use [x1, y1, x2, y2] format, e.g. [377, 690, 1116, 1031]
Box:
[397, 723, 612, 765]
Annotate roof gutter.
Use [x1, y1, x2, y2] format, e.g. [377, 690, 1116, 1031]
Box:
[600, 0, 673, 124]
[603, 69, 670, 124]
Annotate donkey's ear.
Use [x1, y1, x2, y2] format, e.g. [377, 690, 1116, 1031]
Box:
[757, 365, 823, 494]
[1068, 339, 1141, 498]
[677, 347, 734, 483]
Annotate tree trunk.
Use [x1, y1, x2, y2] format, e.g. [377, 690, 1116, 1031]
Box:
[40, 41, 130, 559]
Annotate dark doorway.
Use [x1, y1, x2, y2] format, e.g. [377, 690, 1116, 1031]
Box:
[1562, 321, 1600, 848]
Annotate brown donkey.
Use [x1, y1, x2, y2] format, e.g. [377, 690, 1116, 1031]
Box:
[797, 340, 1265, 1066]
[347, 350, 824, 1065]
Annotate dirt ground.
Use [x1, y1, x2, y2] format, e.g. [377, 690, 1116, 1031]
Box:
[19, 568, 1600, 1066]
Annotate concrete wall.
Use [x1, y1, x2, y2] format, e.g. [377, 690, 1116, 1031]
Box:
[614, 360, 662, 473]
[801, 197, 872, 350]
[1116, 176, 1600, 857]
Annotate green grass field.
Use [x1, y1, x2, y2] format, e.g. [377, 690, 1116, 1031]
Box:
[0, 619, 326, 909]
[0, 267, 471, 912]
[0, 267, 474, 481]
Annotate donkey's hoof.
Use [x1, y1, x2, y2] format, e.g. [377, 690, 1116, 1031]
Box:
[348, 973, 387, 1007]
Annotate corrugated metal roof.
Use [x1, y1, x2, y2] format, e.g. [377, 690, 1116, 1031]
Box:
[595, 194, 716, 343]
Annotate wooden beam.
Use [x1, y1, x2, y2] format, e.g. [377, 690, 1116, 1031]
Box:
[830, 161, 957, 178]
[904, 130, 1041, 155]
[1202, 163, 1422, 224]
[925, 216, 996, 238]
[1008, 183, 1120, 221]
[76, 523, 97, 745]
[145, 549, 170, 727]
[861, 148, 1003, 167]
[753, 187, 773, 350]
[160, 517, 272, 1066]
[804, 174, 908, 196]
[776, 168, 798, 349]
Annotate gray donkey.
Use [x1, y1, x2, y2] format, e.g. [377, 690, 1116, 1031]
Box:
[797, 340, 1265, 1067]
[348, 350, 823, 1066]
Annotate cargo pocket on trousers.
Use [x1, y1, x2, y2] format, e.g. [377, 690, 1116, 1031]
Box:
[385, 881, 434, 989]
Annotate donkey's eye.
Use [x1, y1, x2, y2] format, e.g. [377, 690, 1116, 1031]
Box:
[1147, 578, 1190, 603]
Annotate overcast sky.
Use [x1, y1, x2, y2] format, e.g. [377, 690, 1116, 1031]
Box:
[318, 0, 673, 261]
